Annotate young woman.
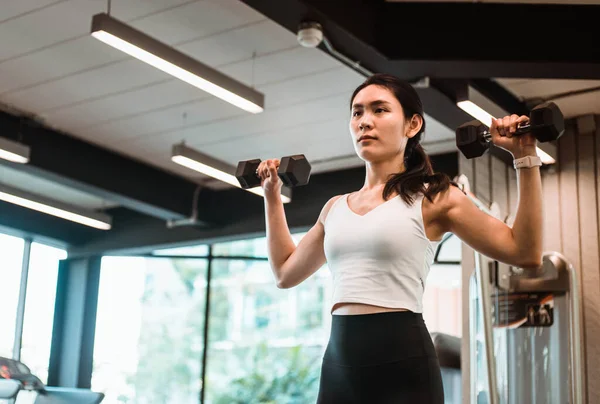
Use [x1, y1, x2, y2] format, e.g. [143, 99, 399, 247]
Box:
[257, 73, 543, 403]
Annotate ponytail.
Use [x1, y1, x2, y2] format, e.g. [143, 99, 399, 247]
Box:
[382, 137, 455, 206]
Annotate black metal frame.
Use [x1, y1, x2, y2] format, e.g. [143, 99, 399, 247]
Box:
[45, 249, 282, 403]
[199, 246, 213, 404]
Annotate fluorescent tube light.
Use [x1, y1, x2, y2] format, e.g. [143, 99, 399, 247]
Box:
[90, 13, 264, 114]
[457, 85, 554, 164]
[171, 143, 292, 203]
[457, 100, 495, 129]
[0, 184, 112, 230]
[0, 137, 30, 164]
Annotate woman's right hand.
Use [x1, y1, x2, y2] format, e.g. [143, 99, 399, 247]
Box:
[257, 158, 282, 195]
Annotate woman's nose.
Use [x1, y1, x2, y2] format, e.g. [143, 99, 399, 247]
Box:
[359, 120, 372, 131]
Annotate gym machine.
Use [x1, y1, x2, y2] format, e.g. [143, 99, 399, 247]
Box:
[0, 357, 104, 404]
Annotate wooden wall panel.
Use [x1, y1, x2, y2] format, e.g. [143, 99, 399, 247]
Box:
[507, 165, 518, 221]
[458, 152, 474, 404]
[593, 117, 600, 404]
[558, 124, 587, 401]
[475, 153, 491, 205]
[460, 239, 475, 404]
[578, 117, 600, 403]
[459, 153, 475, 189]
[541, 168, 562, 253]
[559, 126, 582, 287]
[491, 156, 509, 219]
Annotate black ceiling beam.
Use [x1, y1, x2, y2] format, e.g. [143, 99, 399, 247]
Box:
[0, 201, 102, 248]
[1, 103, 459, 250]
[68, 152, 459, 257]
[291, 0, 600, 80]
[0, 110, 216, 223]
[381, 1, 600, 78]
[0, 108, 459, 252]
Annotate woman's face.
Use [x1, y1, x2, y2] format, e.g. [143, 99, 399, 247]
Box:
[349, 84, 420, 163]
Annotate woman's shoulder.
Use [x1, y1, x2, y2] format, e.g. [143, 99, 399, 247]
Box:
[422, 182, 467, 220]
[318, 194, 346, 226]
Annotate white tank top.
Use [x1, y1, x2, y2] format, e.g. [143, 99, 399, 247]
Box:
[323, 192, 441, 313]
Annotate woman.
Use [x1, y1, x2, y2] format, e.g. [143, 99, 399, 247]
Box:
[257, 73, 543, 403]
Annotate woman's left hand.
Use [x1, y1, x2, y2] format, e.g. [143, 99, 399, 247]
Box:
[490, 114, 538, 158]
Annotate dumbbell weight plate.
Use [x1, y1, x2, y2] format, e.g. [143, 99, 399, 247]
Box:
[278, 154, 311, 187]
[455, 120, 490, 159]
[528, 101, 564, 142]
[235, 159, 262, 189]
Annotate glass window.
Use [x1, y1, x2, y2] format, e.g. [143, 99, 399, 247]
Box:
[212, 237, 269, 258]
[19, 242, 66, 384]
[0, 233, 24, 358]
[204, 258, 331, 404]
[211, 231, 308, 258]
[92, 257, 208, 404]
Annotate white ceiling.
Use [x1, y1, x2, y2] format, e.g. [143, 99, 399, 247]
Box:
[0, 0, 457, 209]
[495, 78, 600, 119]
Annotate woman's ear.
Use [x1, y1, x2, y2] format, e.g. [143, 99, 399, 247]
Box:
[406, 114, 423, 139]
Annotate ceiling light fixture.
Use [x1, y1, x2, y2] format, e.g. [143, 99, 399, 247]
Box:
[0, 184, 112, 230]
[0, 137, 30, 164]
[456, 85, 556, 164]
[171, 143, 292, 203]
[90, 13, 264, 114]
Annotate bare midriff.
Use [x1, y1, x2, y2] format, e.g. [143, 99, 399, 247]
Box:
[331, 302, 410, 315]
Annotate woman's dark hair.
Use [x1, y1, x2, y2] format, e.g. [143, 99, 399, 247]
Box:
[350, 73, 457, 205]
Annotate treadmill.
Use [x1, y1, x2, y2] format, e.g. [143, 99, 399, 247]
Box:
[0, 357, 104, 404]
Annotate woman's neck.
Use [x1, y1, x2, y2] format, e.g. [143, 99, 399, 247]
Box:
[363, 158, 405, 190]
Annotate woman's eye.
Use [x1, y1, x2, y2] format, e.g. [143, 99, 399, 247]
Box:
[375, 108, 385, 113]
[352, 111, 361, 117]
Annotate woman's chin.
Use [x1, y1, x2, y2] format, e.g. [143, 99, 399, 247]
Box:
[356, 149, 382, 163]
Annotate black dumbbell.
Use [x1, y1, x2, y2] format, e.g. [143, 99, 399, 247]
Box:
[235, 154, 312, 189]
[456, 101, 565, 159]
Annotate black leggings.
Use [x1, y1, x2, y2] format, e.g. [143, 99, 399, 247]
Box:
[316, 311, 444, 404]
